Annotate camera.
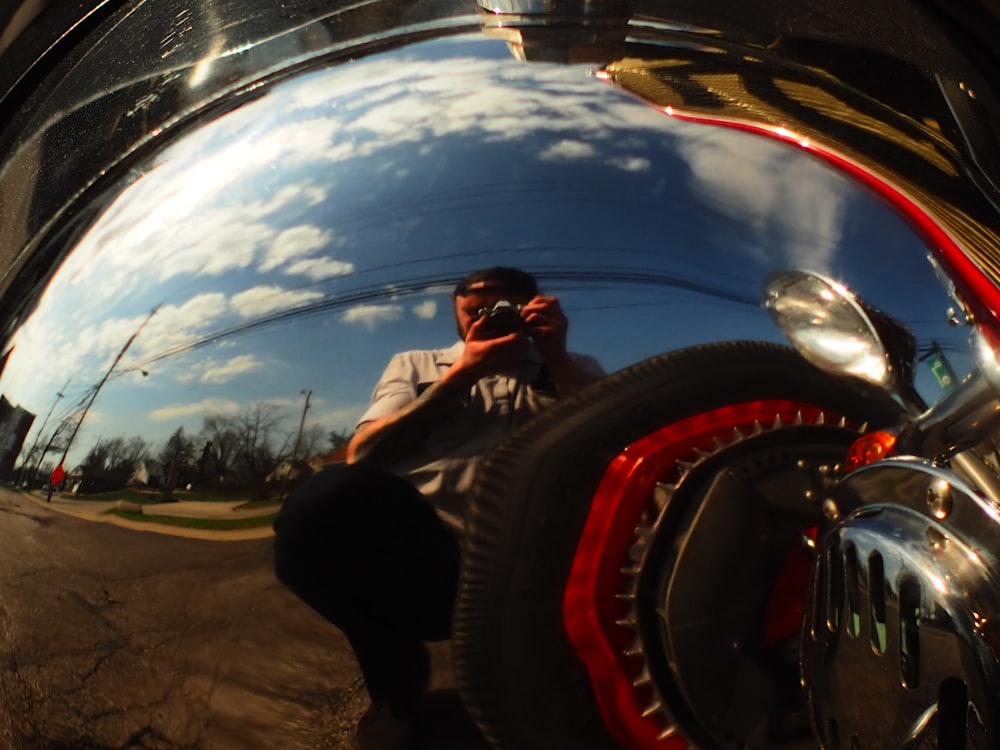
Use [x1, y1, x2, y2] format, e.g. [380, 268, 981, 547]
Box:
[476, 300, 524, 338]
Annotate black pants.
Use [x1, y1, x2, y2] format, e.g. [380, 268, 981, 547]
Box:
[272, 462, 461, 713]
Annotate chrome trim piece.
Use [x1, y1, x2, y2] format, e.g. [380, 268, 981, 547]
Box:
[806, 459, 1000, 749]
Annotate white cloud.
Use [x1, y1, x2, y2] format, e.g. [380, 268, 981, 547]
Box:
[130, 294, 231, 361]
[244, 182, 327, 221]
[27, 54, 679, 318]
[230, 286, 324, 318]
[540, 140, 595, 161]
[412, 300, 437, 319]
[259, 224, 333, 272]
[4, 282, 333, 409]
[283, 257, 355, 280]
[150, 398, 242, 421]
[159, 220, 272, 280]
[22, 294, 231, 387]
[52, 198, 277, 302]
[278, 56, 673, 166]
[607, 156, 651, 172]
[675, 129, 848, 271]
[195, 354, 267, 384]
[341, 304, 404, 330]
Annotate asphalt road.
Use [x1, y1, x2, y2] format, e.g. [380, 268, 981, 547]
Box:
[0, 488, 488, 749]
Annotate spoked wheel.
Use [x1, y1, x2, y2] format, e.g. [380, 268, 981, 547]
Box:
[453, 342, 903, 750]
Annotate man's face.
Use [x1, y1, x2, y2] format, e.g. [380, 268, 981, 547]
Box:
[453, 288, 530, 339]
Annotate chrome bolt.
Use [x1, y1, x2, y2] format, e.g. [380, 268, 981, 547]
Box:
[927, 480, 953, 520]
[822, 498, 840, 522]
[926, 526, 947, 552]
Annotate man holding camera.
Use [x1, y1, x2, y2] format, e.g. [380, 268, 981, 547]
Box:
[273, 267, 603, 750]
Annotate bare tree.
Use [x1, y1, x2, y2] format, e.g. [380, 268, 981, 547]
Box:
[81, 435, 151, 477]
[159, 427, 195, 493]
[103, 437, 128, 474]
[121, 436, 153, 473]
[82, 440, 110, 475]
[234, 403, 286, 481]
[328, 427, 352, 452]
[198, 414, 240, 485]
[76, 435, 152, 492]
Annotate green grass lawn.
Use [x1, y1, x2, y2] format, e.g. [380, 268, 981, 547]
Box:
[55, 488, 155, 503]
[105, 508, 277, 531]
[58, 487, 280, 506]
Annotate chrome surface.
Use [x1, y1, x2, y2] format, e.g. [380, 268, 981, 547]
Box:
[764, 270, 912, 401]
[767, 269, 1000, 503]
[806, 459, 1000, 749]
[972, 326, 1000, 387]
[894, 371, 1000, 462]
[0, 0, 999, 747]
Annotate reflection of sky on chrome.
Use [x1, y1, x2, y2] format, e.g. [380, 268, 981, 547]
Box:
[1, 35, 954, 467]
[675, 126, 848, 271]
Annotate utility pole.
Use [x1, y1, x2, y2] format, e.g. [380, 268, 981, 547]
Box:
[19, 378, 70, 489]
[291, 389, 312, 465]
[47, 307, 158, 501]
[31, 416, 71, 491]
[278, 389, 312, 503]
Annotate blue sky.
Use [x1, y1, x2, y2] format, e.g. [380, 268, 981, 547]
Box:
[0, 35, 969, 469]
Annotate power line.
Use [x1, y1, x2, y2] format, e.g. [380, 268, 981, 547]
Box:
[116, 268, 757, 373]
[46, 307, 158, 500]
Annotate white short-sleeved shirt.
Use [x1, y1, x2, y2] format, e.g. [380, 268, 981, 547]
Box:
[358, 340, 604, 530]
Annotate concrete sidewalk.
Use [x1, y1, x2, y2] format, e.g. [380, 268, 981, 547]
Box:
[23, 491, 277, 541]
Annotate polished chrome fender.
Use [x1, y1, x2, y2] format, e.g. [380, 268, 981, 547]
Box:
[1, 1, 1000, 748]
[807, 457, 1000, 749]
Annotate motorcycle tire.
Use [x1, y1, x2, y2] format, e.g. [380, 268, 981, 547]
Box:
[453, 340, 904, 750]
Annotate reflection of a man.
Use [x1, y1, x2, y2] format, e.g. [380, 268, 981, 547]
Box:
[273, 267, 604, 750]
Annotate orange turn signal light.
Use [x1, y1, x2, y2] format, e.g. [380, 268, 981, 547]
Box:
[845, 430, 898, 471]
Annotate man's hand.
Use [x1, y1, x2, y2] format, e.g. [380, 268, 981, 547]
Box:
[521, 295, 568, 363]
[442, 314, 526, 387]
[522, 294, 602, 396]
